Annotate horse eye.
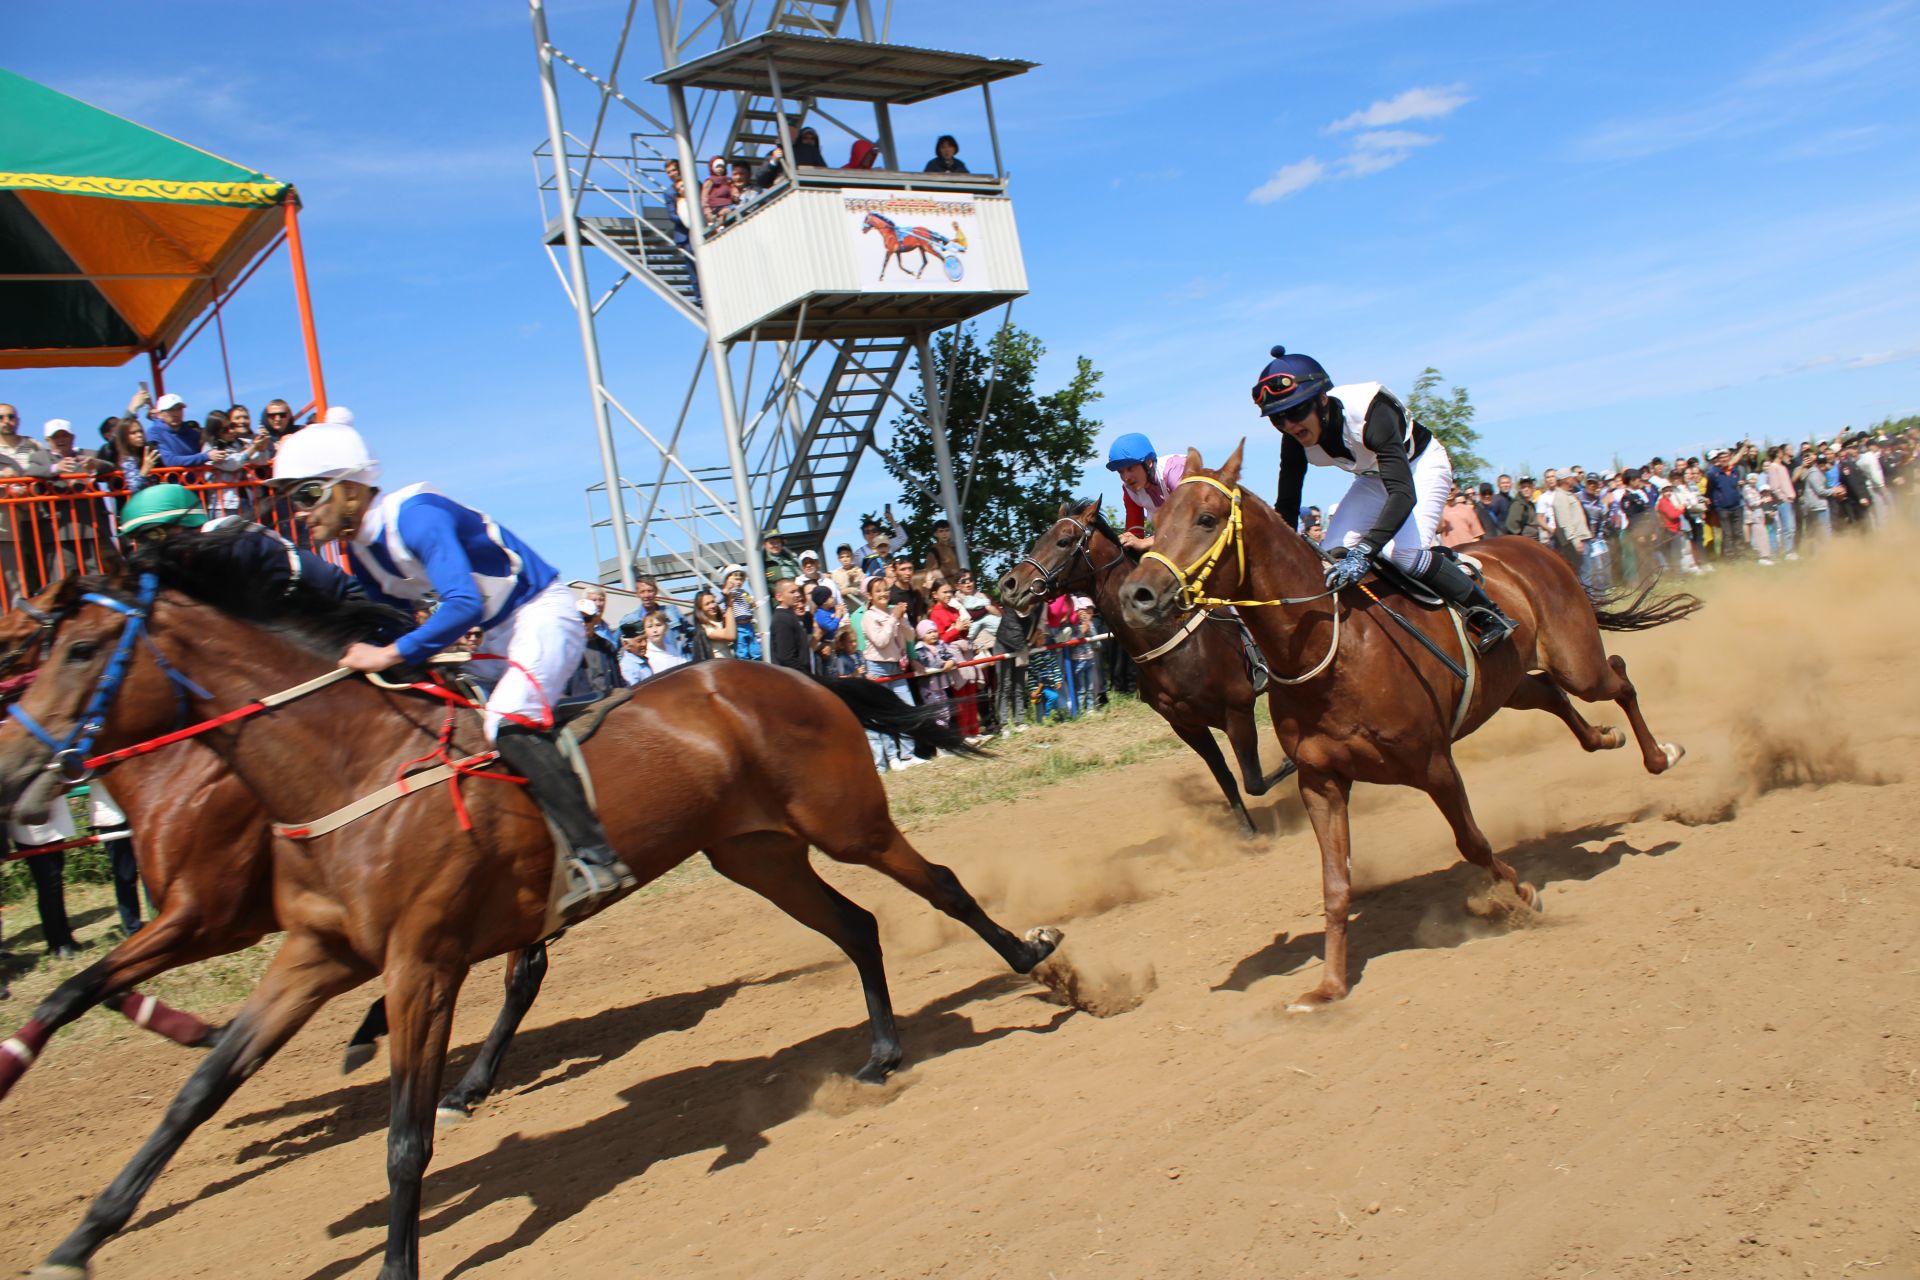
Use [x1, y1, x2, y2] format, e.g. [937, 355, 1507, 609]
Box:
[1197, 512, 1218, 529]
[1056, 535, 1073, 547]
[65, 641, 100, 663]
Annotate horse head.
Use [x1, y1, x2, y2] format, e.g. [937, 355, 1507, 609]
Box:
[1116, 442, 1250, 628]
[1003, 498, 1124, 612]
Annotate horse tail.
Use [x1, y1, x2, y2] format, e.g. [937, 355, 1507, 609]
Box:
[814, 675, 987, 760]
[1587, 573, 1704, 633]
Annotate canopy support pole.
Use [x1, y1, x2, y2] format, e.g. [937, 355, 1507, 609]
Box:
[284, 201, 328, 416]
[147, 350, 165, 401]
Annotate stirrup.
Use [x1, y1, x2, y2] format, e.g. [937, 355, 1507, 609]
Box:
[1240, 629, 1271, 695]
[1465, 607, 1515, 654]
[556, 854, 637, 922]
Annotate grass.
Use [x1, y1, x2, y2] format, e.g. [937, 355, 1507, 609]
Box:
[0, 692, 1219, 1039]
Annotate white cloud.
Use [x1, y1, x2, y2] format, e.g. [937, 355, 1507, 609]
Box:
[1327, 84, 1473, 133]
[1351, 130, 1440, 152]
[1248, 157, 1329, 204]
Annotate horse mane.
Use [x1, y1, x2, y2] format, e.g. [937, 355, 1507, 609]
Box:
[110, 524, 412, 656]
[1074, 498, 1140, 565]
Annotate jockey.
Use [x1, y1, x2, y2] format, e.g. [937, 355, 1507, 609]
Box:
[1106, 433, 1270, 693]
[270, 408, 635, 922]
[116, 482, 361, 606]
[1254, 347, 1515, 651]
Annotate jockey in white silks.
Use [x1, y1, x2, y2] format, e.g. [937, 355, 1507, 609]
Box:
[1105, 432, 1270, 691]
[271, 407, 636, 922]
[1253, 346, 1515, 651]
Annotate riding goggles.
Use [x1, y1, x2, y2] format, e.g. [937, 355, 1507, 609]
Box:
[281, 477, 343, 511]
[1252, 370, 1327, 416]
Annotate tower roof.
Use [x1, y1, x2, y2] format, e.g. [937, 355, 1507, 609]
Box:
[650, 32, 1036, 105]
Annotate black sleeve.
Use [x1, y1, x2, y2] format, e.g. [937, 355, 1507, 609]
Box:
[1359, 399, 1415, 550]
[1275, 435, 1307, 528]
[771, 612, 809, 670]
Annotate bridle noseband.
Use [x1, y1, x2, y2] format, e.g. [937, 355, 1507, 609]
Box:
[1013, 510, 1128, 602]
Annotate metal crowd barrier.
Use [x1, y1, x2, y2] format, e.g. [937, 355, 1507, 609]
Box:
[0, 467, 320, 611]
[870, 631, 1112, 726]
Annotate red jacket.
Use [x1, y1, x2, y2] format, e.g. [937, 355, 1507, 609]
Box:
[928, 600, 965, 643]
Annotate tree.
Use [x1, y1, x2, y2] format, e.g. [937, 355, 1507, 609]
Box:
[1405, 366, 1487, 487]
[881, 323, 1104, 576]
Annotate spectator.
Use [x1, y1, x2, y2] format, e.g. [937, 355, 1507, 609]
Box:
[830, 543, 865, 595]
[1534, 468, 1560, 545]
[617, 576, 687, 656]
[145, 393, 224, 468]
[843, 139, 881, 170]
[43, 418, 114, 575]
[1064, 596, 1100, 714]
[8, 808, 80, 959]
[1834, 444, 1873, 529]
[810, 584, 841, 662]
[860, 575, 920, 771]
[768, 577, 812, 672]
[1473, 482, 1504, 538]
[642, 613, 688, 675]
[0, 404, 56, 598]
[791, 126, 827, 168]
[1578, 475, 1611, 590]
[760, 528, 801, 589]
[718, 563, 760, 659]
[1503, 477, 1543, 539]
[888, 552, 926, 627]
[616, 617, 672, 684]
[690, 588, 733, 661]
[924, 134, 969, 175]
[928, 517, 963, 584]
[1487, 474, 1514, 527]
[109, 417, 160, 498]
[701, 155, 736, 226]
[822, 622, 862, 677]
[1796, 449, 1833, 543]
[913, 619, 960, 727]
[567, 603, 627, 697]
[1764, 446, 1799, 560]
[730, 161, 761, 214]
[1436, 489, 1485, 547]
[577, 585, 618, 647]
[797, 549, 842, 610]
[1705, 449, 1745, 559]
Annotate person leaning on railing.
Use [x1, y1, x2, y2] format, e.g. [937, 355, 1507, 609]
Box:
[42, 419, 116, 577]
[0, 401, 57, 600]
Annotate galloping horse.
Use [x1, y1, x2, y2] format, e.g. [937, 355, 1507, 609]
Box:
[862, 211, 944, 280]
[0, 580, 547, 1120]
[1003, 499, 1292, 834]
[1119, 444, 1698, 1010]
[0, 556, 1061, 1280]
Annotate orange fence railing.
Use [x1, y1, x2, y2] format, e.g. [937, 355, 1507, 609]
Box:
[0, 467, 325, 611]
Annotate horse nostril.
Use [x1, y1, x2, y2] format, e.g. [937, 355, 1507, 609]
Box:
[1131, 585, 1156, 607]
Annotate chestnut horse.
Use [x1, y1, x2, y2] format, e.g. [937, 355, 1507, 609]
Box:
[862, 211, 938, 280]
[0, 567, 1061, 1280]
[1003, 499, 1293, 834]
[0, 580, 547, 1120]
[1119, 445, 1697, 1010]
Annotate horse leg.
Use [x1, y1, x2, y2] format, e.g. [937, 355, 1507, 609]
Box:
[1533, 608, 1682, 773]
[435, 943, 548, 1125]
[377, 956, 468, 1280]
[848, 828, 1062, 974]
[343, 996, 389, 1073]
[1290, 768, 1355, 1011]
[1424, 755, 1539, 909]
[1600, 654, 1682, 774]
[1, 909, 228, 1103]
[1173, 719, 1256, 835]
[706, 835, 904, 1083]
[29, 934, 361, 1280]
[1503, 672, 1624, 752]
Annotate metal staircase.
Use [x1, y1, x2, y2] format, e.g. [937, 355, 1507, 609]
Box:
[765, 335, 912, 544]
[717, 0, 850, 161]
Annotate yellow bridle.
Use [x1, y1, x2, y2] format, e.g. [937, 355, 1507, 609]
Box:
[1140, 474, 1333, 611]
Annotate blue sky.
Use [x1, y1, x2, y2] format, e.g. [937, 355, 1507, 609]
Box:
[6, 0, 1917, 574]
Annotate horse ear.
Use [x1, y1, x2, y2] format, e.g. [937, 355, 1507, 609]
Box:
[1217, 439, 1246, 487]
[47, 573, 85, 612]
[1186, 447, 1206, 474]
[1057, 497, 1076, 517]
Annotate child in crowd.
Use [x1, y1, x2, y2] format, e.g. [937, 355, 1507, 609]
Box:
[823, 623, 861, 677]
[913, 619, 961, 729]
[720, 564, 760, 660]
[1063, 596, 1100, 714]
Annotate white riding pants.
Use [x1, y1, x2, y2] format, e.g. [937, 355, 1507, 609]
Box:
[1323, 444, 1453, 572]
[474, 580, 584, 740]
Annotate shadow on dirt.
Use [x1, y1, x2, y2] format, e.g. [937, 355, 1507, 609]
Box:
[1213, 821, 1681, 993]
[296, 973, 1067, 1279]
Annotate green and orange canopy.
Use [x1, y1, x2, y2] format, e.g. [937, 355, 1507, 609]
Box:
[0, 67, 295, 369]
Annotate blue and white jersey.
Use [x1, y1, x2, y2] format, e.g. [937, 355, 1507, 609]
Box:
[348, 483, 560, 664]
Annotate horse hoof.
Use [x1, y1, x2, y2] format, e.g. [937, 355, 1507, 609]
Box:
[1661, 742, 1686, 770]
[852, 1061, 897, 1086]
[29, 1264, 89, 1280]
[341, 1042, 376, 1075]
[1023, 925, 1065, 966]
[435, 1104, 473, 1129]
[1599, 727, 1625, 750]
[1286, 988, 1344, 1014]
[1527, 885, 1546, 914]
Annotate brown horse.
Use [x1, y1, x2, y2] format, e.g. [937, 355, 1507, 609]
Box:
[862, 211, 937, 280]
[0, 580, 547, 1120]
[0, 567, 1061, 1280]
[1002, 499, 1292, 834]
[1118, 445, 1697, 1010]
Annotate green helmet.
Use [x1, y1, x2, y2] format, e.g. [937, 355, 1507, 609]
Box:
[118, 483, 209, 537]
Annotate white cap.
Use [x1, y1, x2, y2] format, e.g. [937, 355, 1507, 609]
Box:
[270, 405, 381, 485]
[717, 562, 748, 581]
[1072, 595, 1094, 612]
[42, 419, 73, 439]
[798, 548, 820, 562]
[154, 393, 186, 411]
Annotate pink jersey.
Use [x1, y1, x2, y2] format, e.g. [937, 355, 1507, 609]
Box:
[1121, 452, 1188, 536]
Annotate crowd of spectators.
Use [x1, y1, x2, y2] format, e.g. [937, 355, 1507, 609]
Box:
[1399, 427, 1913, 591]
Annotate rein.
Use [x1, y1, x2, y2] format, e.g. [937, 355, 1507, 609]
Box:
[1019, 509, 1211, 665]
[1138, 476, 1343, 685]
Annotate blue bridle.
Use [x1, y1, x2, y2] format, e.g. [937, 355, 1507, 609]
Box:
[7, 574, 209, 782]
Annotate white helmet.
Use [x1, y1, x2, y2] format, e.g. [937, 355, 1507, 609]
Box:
[271, 405, 382, 486]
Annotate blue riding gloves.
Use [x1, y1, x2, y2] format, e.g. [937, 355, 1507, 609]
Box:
[1323, 540, 1374, 591]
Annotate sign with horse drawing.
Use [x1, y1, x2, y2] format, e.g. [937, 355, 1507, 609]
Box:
[844, 190, 992, 292]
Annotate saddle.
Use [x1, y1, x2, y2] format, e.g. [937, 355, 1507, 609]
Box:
[1338, 544, 1483, 608]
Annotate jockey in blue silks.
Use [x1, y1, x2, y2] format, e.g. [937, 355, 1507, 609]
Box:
[1254, 347, 1515, 652]
[1105, 433, 1271, 693]
[271, 408, 635, 921]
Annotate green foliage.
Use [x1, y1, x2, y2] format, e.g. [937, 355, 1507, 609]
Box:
[881, 323, 1104, 577]
[1406, 366, 1488, 487]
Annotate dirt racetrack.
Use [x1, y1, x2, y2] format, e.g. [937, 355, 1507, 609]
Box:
[3, 534, 1917, 1279]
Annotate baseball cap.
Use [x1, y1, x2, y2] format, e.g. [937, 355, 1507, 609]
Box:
[154, 393, 186, 411]
[798, 549, 820, 563]
[42, 419, 73, 439]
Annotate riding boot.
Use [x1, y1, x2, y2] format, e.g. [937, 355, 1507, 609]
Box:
[493, 727, 637, 924]
[1418, 554, 1516, 654]
[1234, 615, 1271, 694]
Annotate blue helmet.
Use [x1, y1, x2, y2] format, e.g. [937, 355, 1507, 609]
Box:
[1105, 432, 1157, 472]
[1252, 345, 1332, 418]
